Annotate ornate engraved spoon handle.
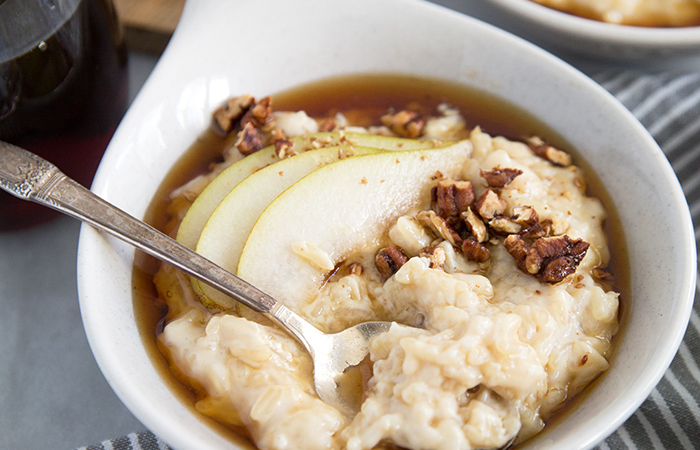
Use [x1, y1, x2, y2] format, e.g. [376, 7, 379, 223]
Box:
[0, 141, 393, 417]
[0, 140, 281, 315]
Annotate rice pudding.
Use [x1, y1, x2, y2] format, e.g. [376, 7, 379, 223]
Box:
[139, 77, 622, 450]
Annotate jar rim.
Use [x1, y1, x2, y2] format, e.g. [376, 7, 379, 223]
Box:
[0, 0, 81, 61]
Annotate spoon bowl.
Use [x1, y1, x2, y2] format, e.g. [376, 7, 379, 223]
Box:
[0, 139, 394, 417]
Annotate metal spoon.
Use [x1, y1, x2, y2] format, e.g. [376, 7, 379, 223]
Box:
[0, 140, 393, 417]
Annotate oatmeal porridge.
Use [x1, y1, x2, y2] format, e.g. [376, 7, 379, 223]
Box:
[530, 0, 700, 27]
[143, 80, 621, 450]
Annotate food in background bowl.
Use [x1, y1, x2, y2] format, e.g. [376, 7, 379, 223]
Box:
[530, 0, 700, 27]
[486, 0, 700, 61]
[138, 74, 623, 450]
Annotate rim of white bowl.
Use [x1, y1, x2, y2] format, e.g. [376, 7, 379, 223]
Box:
[77, 0, 698, 449]
[489, 0, 700, 48]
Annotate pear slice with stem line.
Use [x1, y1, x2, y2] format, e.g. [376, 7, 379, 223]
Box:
[194, 145, 382, 309]
[177, 132, 440, 250]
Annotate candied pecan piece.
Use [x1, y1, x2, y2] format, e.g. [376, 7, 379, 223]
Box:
[461, 207, 488, 243]
[526, 235, 590, 283]
[235, 122, 265, 156]
[420, 246, 446, 269]
[527, 136, 572, 167]
[211, 94, 255, 135]
[504, 234, 529, 272]
[474, 189, 507, 220]
[480, 167, 523, 188]
[434, 179, 475, 221]
[416, 210, 462, 246]
[375, 245, 409, 280]
[380, 110, 425, 139]
[462, 238, 490, 263]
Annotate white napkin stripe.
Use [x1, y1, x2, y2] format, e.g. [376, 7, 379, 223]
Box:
[661, 116, 700, 156]
[633, 407, 666, 450]
[630, 75, 700, 123]
[647, 88, 700, 141]
[651, 388, 696, 450]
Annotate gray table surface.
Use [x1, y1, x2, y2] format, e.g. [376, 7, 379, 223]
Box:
[0, 52, 156, 450]
[1, 1, 698, 449]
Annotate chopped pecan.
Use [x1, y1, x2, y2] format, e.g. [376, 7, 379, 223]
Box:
[380, 110, 425, 139]
[235, 122, 265, 156]
[489, 216, 522, 234]
[480, 167, 523, 188]
[211, 94, 255, 135]
[462, 238, 490, 263]
[241, 96, 272, 129]
[461, 207, 488, 243]
[434, 179, 474, 221]
[337, 146, 357, 159]
[376, 245, 409, 280]
[525, 235, 590, 284]
[527, 136, 572, 167]
[504, 234, 529, 272]
[474, 189, 507, 220]
[431, 171, 446, 181]
[535, 219, 552, 236]
[416, 210, 462, 246]
[490, 206, 540, 235]
[592, 267, 614, 283]
[540, 255, 581, 284]
[270, 129, 294, 158]
[519, 223, 548, 239]
[420, 246, 446, 269]
[308, 137, 323, 149]
[348, 262, 364, 276]
[550, 217, 571, 236]
[512, 205, 539, 227]
[319, 117, 337, 132]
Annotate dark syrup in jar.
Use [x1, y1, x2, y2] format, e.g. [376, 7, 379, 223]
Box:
[0, 0, 128, 230]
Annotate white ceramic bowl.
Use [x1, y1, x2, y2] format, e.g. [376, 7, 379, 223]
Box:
[485, 0, 700, 62]
[77, 0, 697, 449]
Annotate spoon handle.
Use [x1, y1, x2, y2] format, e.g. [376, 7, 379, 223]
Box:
[0, 140, 281, 316]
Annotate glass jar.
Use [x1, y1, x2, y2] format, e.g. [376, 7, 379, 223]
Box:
[0, 0, 129, 230]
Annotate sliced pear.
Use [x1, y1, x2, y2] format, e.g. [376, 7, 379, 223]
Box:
[176, 132, 440, 250]
[194, 145, 382, 309]
[177, 147, 278, 249]
[236, 140, 472, 312]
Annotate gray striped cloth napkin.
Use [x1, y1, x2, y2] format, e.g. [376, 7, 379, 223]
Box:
[77, 69, 700, 450]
